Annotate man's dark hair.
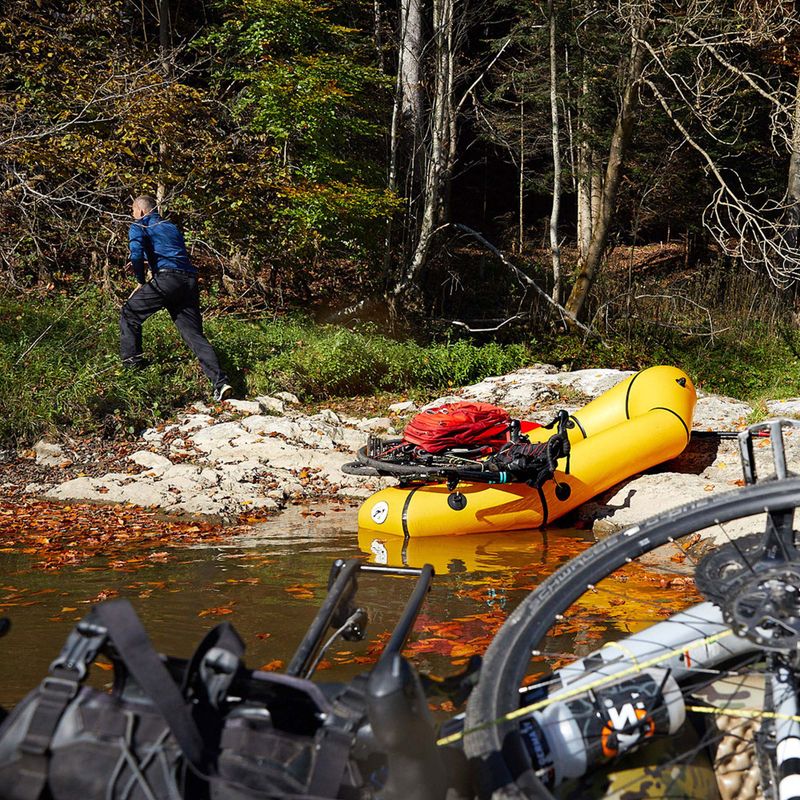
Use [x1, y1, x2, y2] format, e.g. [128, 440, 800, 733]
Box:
[134, 195, 157, 213]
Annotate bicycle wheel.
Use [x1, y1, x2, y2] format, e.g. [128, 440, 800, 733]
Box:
[463, 477, 800, 800]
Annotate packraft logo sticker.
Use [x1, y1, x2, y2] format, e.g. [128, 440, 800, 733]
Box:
[370, 501, 389, 525]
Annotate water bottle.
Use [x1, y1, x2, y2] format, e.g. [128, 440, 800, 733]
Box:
[518, 668, 685, 787]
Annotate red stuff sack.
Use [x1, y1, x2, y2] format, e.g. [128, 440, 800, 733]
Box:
[402, 401, 512, 454]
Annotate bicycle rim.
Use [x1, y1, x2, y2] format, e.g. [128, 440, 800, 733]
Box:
[464, 478, 800, 800]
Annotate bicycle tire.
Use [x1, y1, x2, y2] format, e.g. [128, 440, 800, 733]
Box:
[463, 477, 800, 800]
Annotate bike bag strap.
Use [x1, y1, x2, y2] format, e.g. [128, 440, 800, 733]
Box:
[93, 600, 207, 766]
[11, 621, 106, 800]
[10, 599, 208, 800]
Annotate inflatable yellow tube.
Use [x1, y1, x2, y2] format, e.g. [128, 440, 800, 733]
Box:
[357, 365, 696, 538]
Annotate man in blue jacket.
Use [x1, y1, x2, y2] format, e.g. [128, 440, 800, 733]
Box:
[120, 195, 233, 402]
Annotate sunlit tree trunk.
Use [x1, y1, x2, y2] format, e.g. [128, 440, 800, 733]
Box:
[576, 73, 593, 264]
[518, 99, 524, 254]
[548, 0, 562, 304]
[394, 0, 457, 301]
[786, 74, 800, 251]
[565, 30, 646, 323]
[157, 0, 171, 207]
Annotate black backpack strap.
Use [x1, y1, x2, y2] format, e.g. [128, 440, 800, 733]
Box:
[92, 599, 206, 769]
[12, 620, 107, 800]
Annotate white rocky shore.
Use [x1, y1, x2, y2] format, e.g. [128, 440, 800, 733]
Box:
[26, 366, 800, 540]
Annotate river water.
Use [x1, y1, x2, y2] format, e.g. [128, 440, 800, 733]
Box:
[0, 503, 613, 709]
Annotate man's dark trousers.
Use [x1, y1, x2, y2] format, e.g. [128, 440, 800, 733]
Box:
[120, 270, 227, 390]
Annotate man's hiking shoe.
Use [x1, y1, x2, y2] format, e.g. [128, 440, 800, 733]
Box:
[213, 383, 234, 402]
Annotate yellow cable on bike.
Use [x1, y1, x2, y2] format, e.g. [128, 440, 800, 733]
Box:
[436, 628, 734, 746]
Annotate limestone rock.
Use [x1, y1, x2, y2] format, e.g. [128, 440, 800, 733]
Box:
[692, 395, 752, 431]
[241, 415, 302, 438]
[422, 395, 462, 410]
[766, 399, 800, 418]
[128, 451, 173, 470]
[255, 396, 286, 415]
[357, 417, 392, 433]
[274, 391, 300, 405]
[546, 368, 635, 398]
[584, 473, 715, 537]
[388, 400, 416, 414]
[177, 414, 214, 433]
[315, 409, 341, 425]
[34, 440, 64, 466]
[225, 399, 262, 415]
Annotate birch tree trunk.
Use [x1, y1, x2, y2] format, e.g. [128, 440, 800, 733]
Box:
[565, 30, 646, 323]
[393, 0, 456, 300]
[157, 0, 171, 207]
[576, 73, 593, 263]
[518, 99, 524, 254]
[548, 0, 562, 303]
[399, 0, 424, 128]
[786, 73, 800, 250]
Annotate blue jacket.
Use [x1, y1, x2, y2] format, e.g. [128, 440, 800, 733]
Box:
[128, 211, 196, 284]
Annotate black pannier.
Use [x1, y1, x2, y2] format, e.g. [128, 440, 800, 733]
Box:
[0, 600, 361, 800]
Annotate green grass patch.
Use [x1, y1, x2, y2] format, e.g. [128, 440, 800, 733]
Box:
[3, 290, 800, 445]
[0, 292, 531, 443]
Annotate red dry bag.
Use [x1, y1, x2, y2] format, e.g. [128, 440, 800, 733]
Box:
[402, 401, 512, 454]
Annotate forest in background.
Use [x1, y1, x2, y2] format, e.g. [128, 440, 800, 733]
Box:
[3, 0, 799, 321]
[3, 1, 800, 441]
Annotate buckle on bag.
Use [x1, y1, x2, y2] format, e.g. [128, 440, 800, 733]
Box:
[200, 646, 240, 708]
[48, 620, 108, 681]
[40, 675, 81, 701]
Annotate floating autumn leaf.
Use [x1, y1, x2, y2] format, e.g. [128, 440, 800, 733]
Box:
[255, 632, 272, 640]
[284, 584, 316, 600]
[86, 589, 119, 603]
[258, 660, 285, 672]
[198, 606, 235, 617]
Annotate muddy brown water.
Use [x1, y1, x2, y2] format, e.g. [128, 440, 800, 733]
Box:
[0, 504, 602, 709]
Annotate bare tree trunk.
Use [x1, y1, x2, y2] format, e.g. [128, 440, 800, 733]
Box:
[518, 99, 524, 254]
[548, 0, 562, 304]
[373, 0, 385, 70]
[576, 74, 593, 263]
[786, 73, 800, 250]
[400, 0, 424, 128]
[157, 0, 171, 207]
[394, 0, 455, 300]
[565, 31, 646, 323]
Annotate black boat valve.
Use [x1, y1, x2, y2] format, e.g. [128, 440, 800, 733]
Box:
[555, 482, 571, 501]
